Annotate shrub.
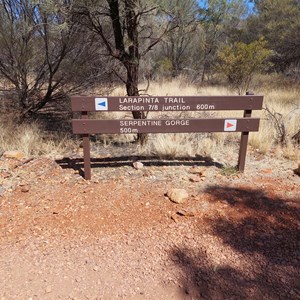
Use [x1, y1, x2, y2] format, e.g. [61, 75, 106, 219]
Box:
[217, 38, 272, 94]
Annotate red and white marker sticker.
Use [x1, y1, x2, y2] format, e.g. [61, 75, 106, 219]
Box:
[224, 119, 237, 131]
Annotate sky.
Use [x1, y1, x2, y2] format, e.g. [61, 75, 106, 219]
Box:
[197, 0, 255, 14]
[247, 1, 255, 13]
[197, 0, 255, 8]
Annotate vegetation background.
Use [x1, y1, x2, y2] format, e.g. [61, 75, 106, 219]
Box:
[0, 0, 299, 162]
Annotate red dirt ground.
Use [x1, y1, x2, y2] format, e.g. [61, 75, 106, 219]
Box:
[0, 153, 299, 299]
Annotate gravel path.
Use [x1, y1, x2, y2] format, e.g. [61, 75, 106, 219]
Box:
[0, 150, 299, 299]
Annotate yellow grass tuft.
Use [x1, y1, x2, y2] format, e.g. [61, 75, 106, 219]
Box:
[0, 119, 77, 158]
[141, 133, 193, 158]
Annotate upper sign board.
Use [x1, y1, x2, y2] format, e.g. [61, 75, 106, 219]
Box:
[71, 96, 263, 112]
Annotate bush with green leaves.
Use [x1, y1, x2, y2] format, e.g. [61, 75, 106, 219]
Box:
[217, 38, 272, 94]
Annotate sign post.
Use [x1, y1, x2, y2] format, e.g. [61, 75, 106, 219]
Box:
[71, 94, 263, 179]
[81, 111, 91, 180]
[238, 91, 255, 172]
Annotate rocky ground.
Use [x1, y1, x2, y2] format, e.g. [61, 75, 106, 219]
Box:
[0, 146, 300, 300]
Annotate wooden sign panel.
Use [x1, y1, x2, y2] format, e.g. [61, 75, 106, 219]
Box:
[72, 118, 260, 134]
[71, 96, 263, 112]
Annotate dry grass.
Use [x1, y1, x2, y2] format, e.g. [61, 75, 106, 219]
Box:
[0, 75, 299, 162]
[140, 134, 193, 158]
[129, 78, 300, 161]
[0, 119, 77, 158]
[250, 87, 300, 160]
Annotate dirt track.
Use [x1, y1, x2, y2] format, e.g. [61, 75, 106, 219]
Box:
[0, 151, 299, 299]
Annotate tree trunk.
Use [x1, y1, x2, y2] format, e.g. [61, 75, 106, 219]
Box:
[125, 61, 148, 145]
[124, 0, 148, 145]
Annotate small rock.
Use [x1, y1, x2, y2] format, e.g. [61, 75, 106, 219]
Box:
[3, 150, 25, 160]
[176, 208, 196, 217]
[1, 172, 11, 179]
[167, 188, 189, 204]
[189, 175, 201, 182]
[170, 213, 179, 223]
[133, 161, 144, 170]
[261, 169, 273, 174]
[45, 286, 52, 293]
[93, 266, 99, 271]
[21, 186, 30, 193]
[188, 167, 206, 176]
[294, 163, 300, 176]
[255, 241, 264, 247]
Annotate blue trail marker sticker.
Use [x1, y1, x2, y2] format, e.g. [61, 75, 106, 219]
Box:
[95, 98, 108, 111]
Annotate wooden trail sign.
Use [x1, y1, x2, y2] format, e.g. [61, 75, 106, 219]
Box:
[72, 118, 260, 134]
[71, 93, 263, 179]
[71, 95, 263, 112]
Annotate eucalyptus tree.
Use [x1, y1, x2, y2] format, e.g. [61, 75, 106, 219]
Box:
[157, 0, 200, 77]
[198, 0, 248, 81]
[248, 0, 300, 73]
[73, 0, 181, 144]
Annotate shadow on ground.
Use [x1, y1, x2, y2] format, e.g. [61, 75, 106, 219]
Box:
[170, 186, 300, 299]
[56, 155, 223, 178]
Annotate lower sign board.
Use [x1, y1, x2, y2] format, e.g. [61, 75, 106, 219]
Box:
[72, 118, 260, 134]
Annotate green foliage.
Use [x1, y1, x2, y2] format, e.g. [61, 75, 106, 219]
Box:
[248, 0, 300, 72]
[198, 0, 248, 81]
[217, 38, 272, 94]
[155, 58, 173, 78]
[0, 0, 298, 113]
[221, 165, 239, 176]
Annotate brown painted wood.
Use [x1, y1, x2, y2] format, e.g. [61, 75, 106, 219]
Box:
[81, 112, 91, 180]
[72, 118, 260, 134]
[71, 95, 263, 112]
[238, 109, 252, 172]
